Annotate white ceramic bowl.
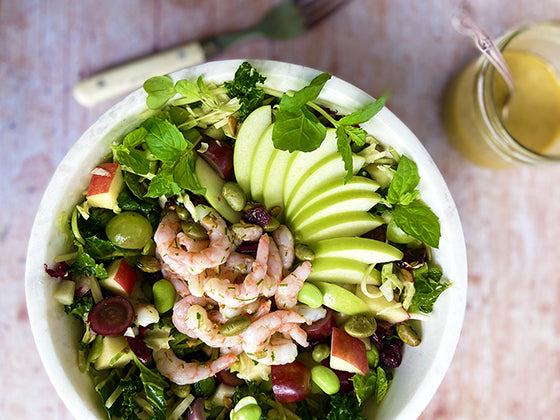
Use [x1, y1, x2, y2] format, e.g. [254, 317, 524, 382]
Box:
[26, 59, 467, 420]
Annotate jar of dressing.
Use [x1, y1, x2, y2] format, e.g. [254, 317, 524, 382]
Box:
[442, 22, 560, 168]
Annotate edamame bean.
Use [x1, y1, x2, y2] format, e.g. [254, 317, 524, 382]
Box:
[294, 243, 315, 262]
[153, 279, 176, 313]
[396, 322, 421, 347]
[219, 315, 251, 336]
[297, 282, 323, 308]
[312, 344, 330, 363]
[136, 256, 161, 273]
[105, 211, 153, 249]
[367, 347, 379, 368]
[344, 315, 377, 338]
[181, 221, 209, 240]
[230, 396, 261, 420]
[311, 365, 340, 395]
[222, 182, 246, 212]
[171, 383, 191, 398]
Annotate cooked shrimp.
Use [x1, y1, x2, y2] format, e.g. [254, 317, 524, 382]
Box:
[153, 348, 237, 385]
[203, 235, 270, 308]
[292, 304, 327, 325]
[241, 309, 308, 364]
[172, 296, 242, 352]
[274, 261, 312, 309]
[230, 223, 263, 245]
[245, 335, 299, 365]
[154, 209, 233, 276]
[224, 251, 254, 275]
[272, 225, 295, 275]
[160, 262, 191, 297]
[262, 239, 282, 297]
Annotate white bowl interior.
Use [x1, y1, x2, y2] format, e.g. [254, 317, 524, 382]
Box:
[25, 59, 467, 420]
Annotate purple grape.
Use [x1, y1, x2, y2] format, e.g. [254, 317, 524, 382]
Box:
[88, 296, 134, 336]
[380, 342, 403, 369]
[126, 336, 151, 364]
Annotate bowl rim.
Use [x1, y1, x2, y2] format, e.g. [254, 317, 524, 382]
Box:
[25, 58, 467, 420]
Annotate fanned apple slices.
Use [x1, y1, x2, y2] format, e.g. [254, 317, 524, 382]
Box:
[228, 106, 409, 322]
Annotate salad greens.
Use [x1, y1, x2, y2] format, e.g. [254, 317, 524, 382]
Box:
[45, 61, 451, 420]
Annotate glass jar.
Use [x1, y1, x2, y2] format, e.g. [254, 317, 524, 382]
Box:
[442, 22, 560, 168]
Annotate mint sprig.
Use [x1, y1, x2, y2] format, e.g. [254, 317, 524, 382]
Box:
[386, 155, 440, 248]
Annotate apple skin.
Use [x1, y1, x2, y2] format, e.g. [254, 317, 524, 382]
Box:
[330, 327, 370, 376]
[201, 139, 234, 179]
[86, 163, 124, 210]
[100, 258, 137, 297]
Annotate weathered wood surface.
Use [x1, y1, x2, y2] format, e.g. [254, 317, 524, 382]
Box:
[1, 0, 560, 418]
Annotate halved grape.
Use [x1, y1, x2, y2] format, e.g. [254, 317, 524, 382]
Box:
[302, 308, 335, 340]
[271, 361, 312, 403]
[88, 296, 134, 336]
[202, 139, 234, 179]
[216, 369, 244, 387]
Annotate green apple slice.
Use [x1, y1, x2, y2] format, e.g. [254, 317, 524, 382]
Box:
[311, 237, 403, 264]
[195, 156, 242, 223]
[308, 257, 382, 285]
[355, 284, 410, 323]
[284, 153, 366, 220]
[311, 281, 372, 315]
[282, 128, 338, 202]
[233, 105, 271, 195]
[289, 175, 380, 222]
[293, 212, 383, 242]
[248, 124, 275, 203]
[262, 147, 292, 217]
[290, 189, 381, 232]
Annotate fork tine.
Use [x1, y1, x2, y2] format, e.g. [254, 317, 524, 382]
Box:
[294, 0, 351, 28]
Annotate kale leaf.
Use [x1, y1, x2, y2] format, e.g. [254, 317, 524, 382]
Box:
[325, 393, 365, 420]
[224, 61, 266, 121]
[64, 291, 93, 320]
[69, 243, 108, 279]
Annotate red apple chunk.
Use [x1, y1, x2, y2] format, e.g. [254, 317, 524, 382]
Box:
[100, 258, 137, 297]
[330, 327, 370, 376]
[86, 163, 124, 210]
[271, 361, 312, 403]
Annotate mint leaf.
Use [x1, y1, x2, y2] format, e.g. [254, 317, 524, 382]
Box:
[410, 266, 449, 313]
[351, 371, 377, 405]
[336, 126, 354, 183]
[386, 155, 420, 204]
[145, 174, 181, 198]
[141, 117, 188, 162]
[273, 107, 326, 152]
[339, 92, 389, 126]
[143, 76, 176, 109]
[375, 367, 390, 404]
[393, 201, 440, 248]
[173, 154, 205, 194]
[114, 147, 150, 175]
[123, 127, 147, 148]
[343, 125, 368, 146]
[280, 72, 331, 111]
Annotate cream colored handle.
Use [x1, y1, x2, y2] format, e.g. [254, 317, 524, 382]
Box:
[73, 42, 206, 107]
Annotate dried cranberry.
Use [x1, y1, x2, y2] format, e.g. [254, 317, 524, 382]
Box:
[235, 241, 259, 255]
[126, 336, 151, 364]
[44, 262, 70, 278]
[380, 342, 403, 369]
[243, 206, 272, 226]
[397, 246, 427, 269]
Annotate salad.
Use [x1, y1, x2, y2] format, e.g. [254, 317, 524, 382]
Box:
[45, 62, 450, 420]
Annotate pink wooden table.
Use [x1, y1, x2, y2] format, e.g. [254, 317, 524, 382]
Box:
[2, 0, 559, 418]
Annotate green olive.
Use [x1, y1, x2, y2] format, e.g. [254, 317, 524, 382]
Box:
[219, 315, 251, 336]
[222, 181, 246, 212]
[105, 211, 153, 249]
[344, 315, 377, 338]
[396, 322, 421, 347]
[181, 221, 209, 240]
[294, 243, 315, 262]
[136, 256, 161, 273]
